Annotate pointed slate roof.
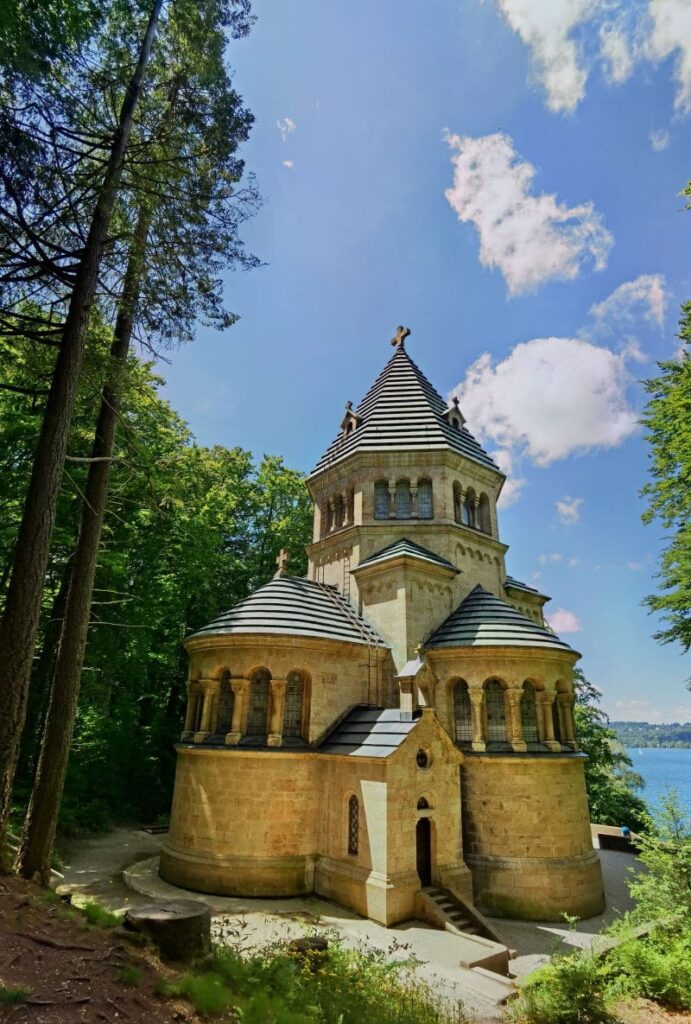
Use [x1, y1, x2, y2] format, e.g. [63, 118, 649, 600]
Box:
[186, 575, 386, 647]
[354, 537, 459, 573]
[504, 575, 549, 601]
[309, 345, 501, 477]
[425, 584, 576, 654]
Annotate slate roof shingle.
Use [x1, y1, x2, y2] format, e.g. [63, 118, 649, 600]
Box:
[320, 706, 417, 757]
[425, 584, 576, 654]
[355, 537, 459, 573]
[310, 346, 502, 477]
[187, 575, 386, 647]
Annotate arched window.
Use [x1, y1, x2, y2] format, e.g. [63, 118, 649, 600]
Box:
[395, 479, 412, 518]
[478, 493, 491, 535]
[417, 797, 430, 810]
[327, 501, 335, 531]
[246, 668, 270, 738]
[453, 680, 473, 744]
[193, 691, 203, 732]
[348, 795, 359, 855]
[485, 679, 507, 743]
[283, 671, 305, 738]
[463, 488, 477, 528]
[453, 482, 463, 524]
[520, 682, 539, 744]
[374, 480, 389, 520]
[417, 479, 433, 519]
[216, 671, 234, 735]
[335, 494, 345, 528]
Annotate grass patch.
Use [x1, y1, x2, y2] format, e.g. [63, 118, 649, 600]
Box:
[0, 985, 31, 1005]
[81, 900, 122, 928]
[160, 938, 467, 1022]
[118, 965, 143, 987]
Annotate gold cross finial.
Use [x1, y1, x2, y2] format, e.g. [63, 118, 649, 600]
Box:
[390, 325, 410, 349]
[275, 548, 291, 576]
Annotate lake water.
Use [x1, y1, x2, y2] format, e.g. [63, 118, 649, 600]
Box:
[626, 747, 691, 820]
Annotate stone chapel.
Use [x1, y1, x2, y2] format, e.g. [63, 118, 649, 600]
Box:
[161, 328, 605, 925]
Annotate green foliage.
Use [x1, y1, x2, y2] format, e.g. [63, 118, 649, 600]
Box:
[513, 949, 612, 1024]
[0, 985, 30, 1005]
[118, 965, 143, 987]
[2, 328, 312, 833]
[81, 900, 122, 928]
[574, 670, 649, 831]
[641, 299, 691, 653]
[610, 720, 691, 748]
[607, 925, 691, 1010]
[627, 791, 691, 921]
[162, 940, 466, 1023]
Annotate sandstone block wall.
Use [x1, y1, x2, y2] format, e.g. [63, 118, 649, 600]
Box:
[462, 754, 605, 920]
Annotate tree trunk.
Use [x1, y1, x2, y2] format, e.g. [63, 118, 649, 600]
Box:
[0, 0, 164, 843]
[18, 203, 152, 882]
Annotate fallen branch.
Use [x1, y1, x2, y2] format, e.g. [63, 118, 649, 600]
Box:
[18, 931, 96, 952]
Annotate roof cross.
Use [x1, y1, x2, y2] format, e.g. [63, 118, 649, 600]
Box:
[390, 325, 410, 349]
[275, 548, 291, 576]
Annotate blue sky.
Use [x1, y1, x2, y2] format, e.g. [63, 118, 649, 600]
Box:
[159, 0, 690, 722]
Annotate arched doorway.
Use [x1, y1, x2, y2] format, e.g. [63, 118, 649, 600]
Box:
[416, 817, 432, 887]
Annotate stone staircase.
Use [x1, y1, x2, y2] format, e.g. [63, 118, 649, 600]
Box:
[417, 886, 513, 977]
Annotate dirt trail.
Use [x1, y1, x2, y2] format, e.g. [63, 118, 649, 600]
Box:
[56, 827, 165, 910]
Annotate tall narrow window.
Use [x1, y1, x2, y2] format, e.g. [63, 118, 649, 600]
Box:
[453, 482, 463, 524]
[478, 493, 491, 535]
[216, 671, 234, 735]
[348, 795, 359, 855]
[417, 479, 433, 519]
[463, 489, 477, 528]
[327, 501, 335, 531]
[283, 671, 305, 738]
[552, 698, 562, 744]
[485, 679, 507, 743]
[246, 668, 270, 738]
[374, 480, 389, 520]
[453, 680, 473, 744]
[335, 494, 345, 527]
[193, 691, 203, 732]
[395, 479, 412, 518]
[520, 682, 539, 743]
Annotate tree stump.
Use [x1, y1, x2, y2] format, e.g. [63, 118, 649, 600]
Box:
[287, 935, 329, 971]
[125, 900, 211, 962]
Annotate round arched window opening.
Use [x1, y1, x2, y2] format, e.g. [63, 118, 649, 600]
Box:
[416, 748, 430, 769]
[417, 797, 430, 810]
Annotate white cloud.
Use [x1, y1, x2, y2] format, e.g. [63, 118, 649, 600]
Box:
[282, 160, 294, 169]
[546, 607, 583, 633]
[490, 0, 691, 117]
[444, 132, 612, 295]
[454, 336, 639, 466]
[556, 495, 584, 524]
[539, 552, 563, 565]
[492, 448, 525, 506]
[589, 274, 667, 328]
[649, 128, 670, 151]
[647, 0, 691, 114]
[568, 557, 581, 567]
[276, 116, 296, 142]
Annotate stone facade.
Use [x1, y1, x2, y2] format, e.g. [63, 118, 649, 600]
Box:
[161, 334, 605, 925]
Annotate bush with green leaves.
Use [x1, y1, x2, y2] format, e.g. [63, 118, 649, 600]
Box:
[512, 949, 612, 1024]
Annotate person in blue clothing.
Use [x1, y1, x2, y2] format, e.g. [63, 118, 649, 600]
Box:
[621, 825, 631, 839]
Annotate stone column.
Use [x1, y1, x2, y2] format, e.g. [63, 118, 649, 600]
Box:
[388, 482, 396, 518]
[506, 688, 527, 752]
[225, 680, 247, 745]
[193, 678, 218, 742]
[559, 693, 578, 749]
[267, 678, 287, 747]
[538, 691, 561, 752]
[342, 490, 350, 526]
[327, 499, 335, 531]
[410, 483, 418, 519]
[469, 688, 486, 751]
[181, 682, 197, 740]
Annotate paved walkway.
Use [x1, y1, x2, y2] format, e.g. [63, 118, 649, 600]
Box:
[57, 829, 643, 1020]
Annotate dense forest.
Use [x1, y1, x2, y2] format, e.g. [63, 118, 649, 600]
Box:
[611, 721, 691, 749]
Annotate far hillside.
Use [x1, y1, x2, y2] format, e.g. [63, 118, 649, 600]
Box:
[611, 721, 691, 749]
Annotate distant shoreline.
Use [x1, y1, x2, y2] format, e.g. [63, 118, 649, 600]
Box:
[611, 721, 691, 750]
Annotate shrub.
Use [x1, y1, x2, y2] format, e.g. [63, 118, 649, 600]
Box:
[81, 900, 121, 928]
[0, 986, 30, 1005]
[118, 965, 143, 987]
[607, 926, 691, 1010]
[513, 949, 612, 1024]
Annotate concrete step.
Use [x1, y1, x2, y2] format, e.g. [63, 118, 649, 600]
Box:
[468, 966, 516, 1005]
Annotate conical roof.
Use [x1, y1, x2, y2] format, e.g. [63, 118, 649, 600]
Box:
[186, 574, 386, 647]
[310, 344, 501, 477]
[425, 585, 577, 654]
